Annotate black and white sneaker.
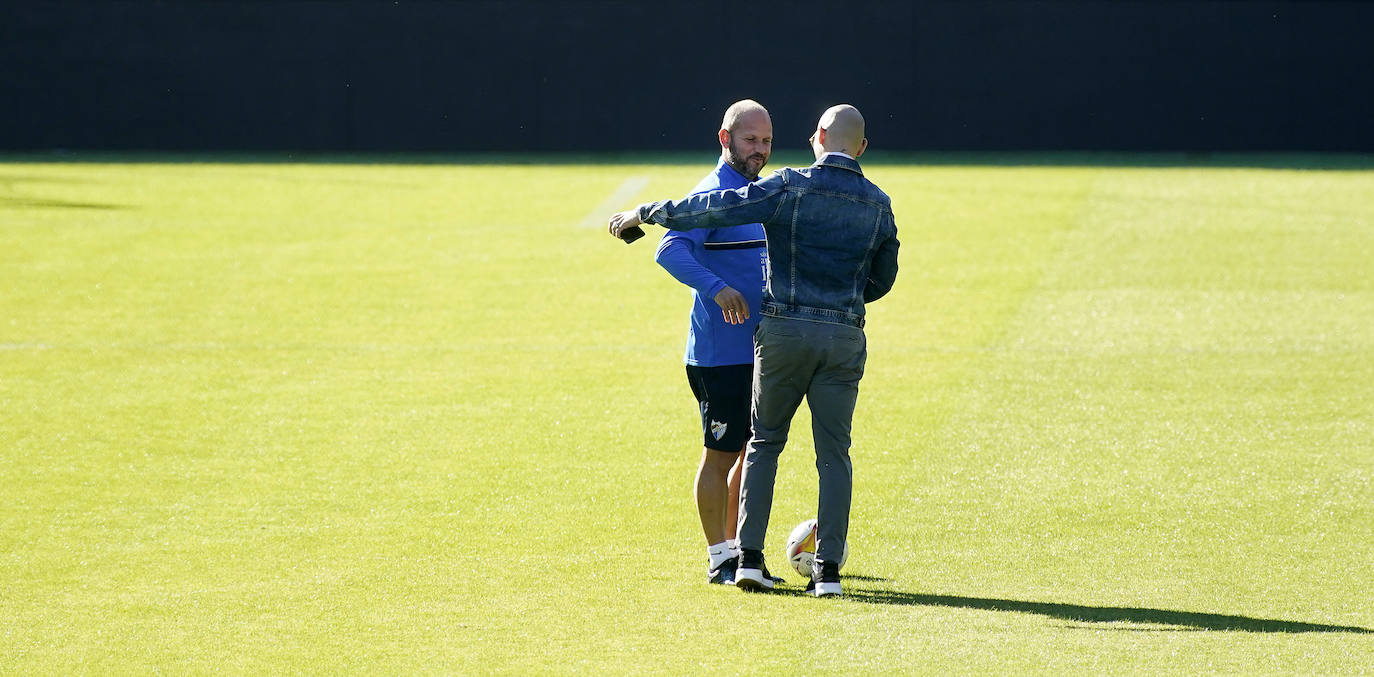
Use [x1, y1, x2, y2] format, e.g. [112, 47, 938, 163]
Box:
[708, 555, 738, 585]
[812, 560, 842, 597]
[735, 549, 779, 592]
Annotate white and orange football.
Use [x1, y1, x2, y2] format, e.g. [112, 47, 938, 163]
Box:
[784, 518, 849, 580]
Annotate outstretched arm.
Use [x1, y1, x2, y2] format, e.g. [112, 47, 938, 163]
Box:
[610, 172, 786, 238]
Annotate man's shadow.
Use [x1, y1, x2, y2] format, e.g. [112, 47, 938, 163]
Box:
[779, 576, 1373, 634]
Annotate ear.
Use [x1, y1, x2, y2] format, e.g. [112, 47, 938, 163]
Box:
[854, 138, 868, 158]
[718, 128, 731, 149]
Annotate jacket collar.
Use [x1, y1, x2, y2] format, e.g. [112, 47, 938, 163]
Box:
[814, 152, 863, 175]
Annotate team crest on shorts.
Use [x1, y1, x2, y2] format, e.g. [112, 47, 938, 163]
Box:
[710, 419, 728, 441]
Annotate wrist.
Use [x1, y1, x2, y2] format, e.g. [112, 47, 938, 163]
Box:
[636, 202, 657, 225]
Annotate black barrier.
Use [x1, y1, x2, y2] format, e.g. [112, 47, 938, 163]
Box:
[2, 0, 1371, 152]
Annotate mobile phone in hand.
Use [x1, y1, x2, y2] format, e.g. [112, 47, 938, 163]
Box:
[620, 225, 645, 244]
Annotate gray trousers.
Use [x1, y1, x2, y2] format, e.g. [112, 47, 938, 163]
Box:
[737, 315, 867, 565]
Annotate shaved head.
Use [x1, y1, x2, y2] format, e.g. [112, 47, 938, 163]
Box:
[813, 104, 867, 158]
[721, 99, 770, 133]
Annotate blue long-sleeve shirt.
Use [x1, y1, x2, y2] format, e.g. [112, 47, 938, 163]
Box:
[654, 159, 767, 366]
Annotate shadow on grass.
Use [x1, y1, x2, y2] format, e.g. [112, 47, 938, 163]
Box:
[0, 173, 128, 210]
[832, 588, 1374, 634]
[0, 197, 127, 210]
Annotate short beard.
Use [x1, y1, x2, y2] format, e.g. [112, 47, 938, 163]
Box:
[724, 137, 766, 180]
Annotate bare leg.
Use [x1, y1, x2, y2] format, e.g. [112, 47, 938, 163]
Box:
[726, 446, 744, 541]
[696, 447, 743, 545]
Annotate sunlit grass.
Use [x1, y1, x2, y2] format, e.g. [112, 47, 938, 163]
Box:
[2, 156, 1372, 674]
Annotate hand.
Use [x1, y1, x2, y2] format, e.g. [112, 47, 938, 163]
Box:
[713, 286, 750, 325]
[608, 209, 643, 239]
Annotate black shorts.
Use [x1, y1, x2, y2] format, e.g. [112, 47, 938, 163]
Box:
[685, 363, 754, 452]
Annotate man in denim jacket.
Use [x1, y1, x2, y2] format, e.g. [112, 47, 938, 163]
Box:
[610, 105, 898, 597]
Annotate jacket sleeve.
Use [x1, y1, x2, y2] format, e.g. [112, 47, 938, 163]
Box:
[654, 231, 728, 300]
[639, 171, 786, 232]
[863, 223, 899, 303]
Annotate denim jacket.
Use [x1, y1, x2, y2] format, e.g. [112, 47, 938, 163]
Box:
[639, 153, 898, 328]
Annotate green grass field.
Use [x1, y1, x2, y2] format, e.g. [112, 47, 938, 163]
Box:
[2, 154, 1372, 674]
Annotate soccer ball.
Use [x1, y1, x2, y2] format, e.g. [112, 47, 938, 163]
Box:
[784, 518, 849, 580]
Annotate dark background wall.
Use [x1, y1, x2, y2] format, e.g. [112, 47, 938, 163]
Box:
[2, 0, 1372, 153]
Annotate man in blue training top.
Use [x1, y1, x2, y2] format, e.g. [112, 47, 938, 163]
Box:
[655, 100, 772, 585]
[611, 104, 899, 598]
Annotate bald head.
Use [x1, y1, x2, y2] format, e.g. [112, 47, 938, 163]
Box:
[721, 99, 770, 134]
[812, 104, 868, 159]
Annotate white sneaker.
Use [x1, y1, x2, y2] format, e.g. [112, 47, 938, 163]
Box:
[735, 567, 776, 591]
[812, 561, 842, 597]
[813, 581, 842, 597]
[735, 550, 777, 592]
